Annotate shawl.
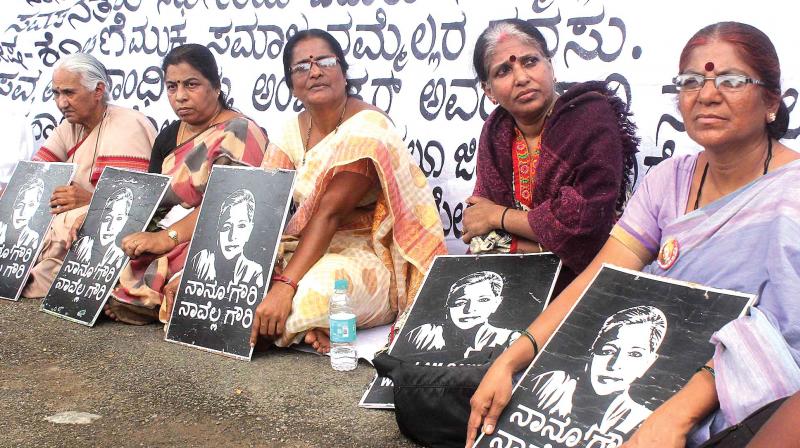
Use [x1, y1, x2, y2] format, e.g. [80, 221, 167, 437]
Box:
[472, 81, 638, 274]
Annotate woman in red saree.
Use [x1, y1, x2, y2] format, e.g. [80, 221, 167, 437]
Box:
[106, 44, 267, 324]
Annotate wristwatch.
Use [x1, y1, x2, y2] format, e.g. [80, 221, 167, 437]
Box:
[166, 229, 179, 246]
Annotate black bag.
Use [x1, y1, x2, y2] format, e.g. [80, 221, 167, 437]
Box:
[373, 348, 502, 448]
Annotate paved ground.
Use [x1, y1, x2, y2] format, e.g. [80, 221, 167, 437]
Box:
[0, 298, 418, 448]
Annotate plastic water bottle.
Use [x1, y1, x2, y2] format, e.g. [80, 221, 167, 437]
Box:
[329, 278, 357, 371]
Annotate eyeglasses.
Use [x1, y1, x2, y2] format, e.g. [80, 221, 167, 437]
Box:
[672, 73, 766, 92]
[290, 56, 340, 76]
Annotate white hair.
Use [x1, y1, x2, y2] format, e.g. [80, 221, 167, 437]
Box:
[55, 53, 112, 103]
[481, 22, 544, 75]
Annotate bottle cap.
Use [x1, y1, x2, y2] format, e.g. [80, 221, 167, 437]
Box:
[334, 279, 348, 290]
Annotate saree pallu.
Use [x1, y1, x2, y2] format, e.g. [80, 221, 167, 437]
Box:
[612, 155, 800, 444]
[23, 105, 154, 298]
[261, 109, 446, 346]
[111, 116, 268, 323]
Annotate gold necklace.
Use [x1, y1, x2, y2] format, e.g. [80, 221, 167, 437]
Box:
[178, 107, 222, 145]
[303, 97, 348, 151]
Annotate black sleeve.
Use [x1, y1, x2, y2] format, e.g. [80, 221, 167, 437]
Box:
[148, 120, 181, 173]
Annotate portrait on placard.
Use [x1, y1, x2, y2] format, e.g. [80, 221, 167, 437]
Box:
[71, 186, 132, 271]
[0, 161, 74, 301]
[166, 167, 295, 360]
[188, 188, 264, 289]
[40, 168, 170, 326]
[391, 254, 560, 362]
[475, 266, 755, 448]
[359, 253, 560, 408]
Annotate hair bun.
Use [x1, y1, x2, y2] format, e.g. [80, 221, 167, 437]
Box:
[768, 99, 790, 140]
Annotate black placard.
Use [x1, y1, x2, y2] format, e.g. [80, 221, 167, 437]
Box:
[40, 168, 170, 326]
[165, 166, 295, 360]
[360, 253, 561, 408]
[474, 265, 755, 448]
[0, 161, 74, 301]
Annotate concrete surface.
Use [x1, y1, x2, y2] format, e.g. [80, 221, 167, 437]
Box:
[0, 298, 419, 447]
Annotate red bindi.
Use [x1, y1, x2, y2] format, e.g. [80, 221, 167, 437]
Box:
[508, 55, 517, 63]
[705, 61, 714, 72]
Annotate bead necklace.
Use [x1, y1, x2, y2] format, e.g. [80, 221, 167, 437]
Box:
[70, 106, 108, 177]
[693, 138, 773, 211]
[303, 97, 348, 151]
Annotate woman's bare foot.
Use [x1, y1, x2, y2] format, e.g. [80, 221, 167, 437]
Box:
[103, 303, 119, 321]
[304, 328, 331, 354]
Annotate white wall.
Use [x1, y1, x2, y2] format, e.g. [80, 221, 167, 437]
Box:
[1, 0, 797, 251]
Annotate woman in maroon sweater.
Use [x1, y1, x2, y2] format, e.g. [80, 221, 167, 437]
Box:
[462, 19, 638, 286]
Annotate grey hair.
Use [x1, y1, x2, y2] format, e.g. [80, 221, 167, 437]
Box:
[473, 19, 550, 83]
[55, 53, 112, 103]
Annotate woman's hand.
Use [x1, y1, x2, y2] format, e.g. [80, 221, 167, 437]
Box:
[621, 398, 696, 448]
[462, 196, 504, 243]
[163, 274, 182, 319]
[121, 230, 175, 258]
[66, 213, 86, 248]
[50, 184, 92, 215]
[249, 282, 295, 344]
[465, 361, 516, 447]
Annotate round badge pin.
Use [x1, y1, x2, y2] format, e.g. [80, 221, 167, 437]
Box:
[657, 237, 679, 270]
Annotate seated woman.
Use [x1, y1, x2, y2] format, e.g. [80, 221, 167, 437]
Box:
[105, 43, 268, 325]
[461, 19, 638, 289]
[23, 52, 155, 298]
[466, 22, 800, 448]
[253, 29, 446, 352]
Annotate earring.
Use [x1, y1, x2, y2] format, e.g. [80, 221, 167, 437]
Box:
[488, 97, 497, 105]
[767, 112, 777, 123]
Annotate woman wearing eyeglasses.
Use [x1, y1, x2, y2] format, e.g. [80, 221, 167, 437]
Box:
[253, 29, 446, 352]
[466, 22, 800, 448]
[103, 43, 268, 325]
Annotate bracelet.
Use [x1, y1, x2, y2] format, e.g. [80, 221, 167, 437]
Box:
[696, 365, 716, 377]
[500, 207, 510, 231]
[519, 329, 539, 358]
[271, 273, 298, 292]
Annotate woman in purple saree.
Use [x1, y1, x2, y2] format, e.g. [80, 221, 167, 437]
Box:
[466, 21, 800, 448]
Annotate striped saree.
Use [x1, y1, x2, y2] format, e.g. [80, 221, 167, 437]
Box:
[111, 116, 267, 323]
[261, 109, 446, 346]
